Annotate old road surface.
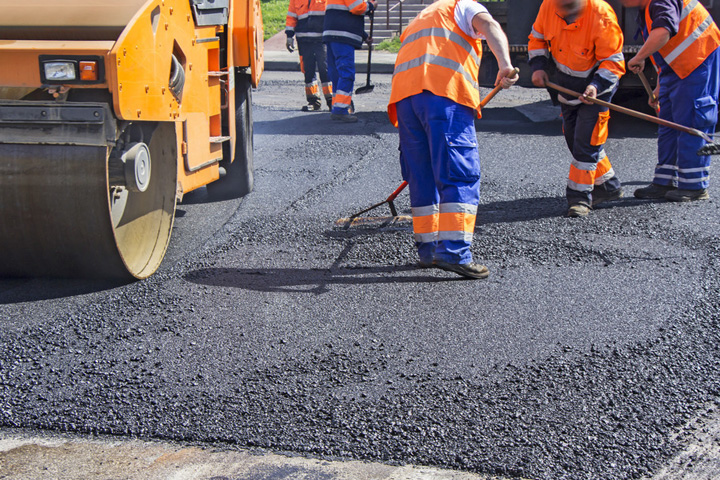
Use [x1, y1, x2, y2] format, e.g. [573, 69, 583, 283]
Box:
[2, 72, 720, 480]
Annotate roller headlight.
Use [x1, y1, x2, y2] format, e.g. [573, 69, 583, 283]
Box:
[43, 62, 77, 81]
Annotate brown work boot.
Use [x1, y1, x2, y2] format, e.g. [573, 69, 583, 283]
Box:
[567, 203, 591, 217]
[665, 188, 709, 202]
[433, 260, 489, 279]
[634, 183, 676, 199]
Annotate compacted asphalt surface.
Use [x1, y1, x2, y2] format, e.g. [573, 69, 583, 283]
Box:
[2, 72, 720, 480]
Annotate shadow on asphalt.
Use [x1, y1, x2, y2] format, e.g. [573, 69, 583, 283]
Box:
[184, 265, 465, 293]
[0, 278, 127, 305]
[254, 111, 397, 135]
[477, 194, 653, 224]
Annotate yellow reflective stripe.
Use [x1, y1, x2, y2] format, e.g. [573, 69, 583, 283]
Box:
[402, 27, 480, 66]
[394, 53, 480, 91]
[665, 16, 714, 65]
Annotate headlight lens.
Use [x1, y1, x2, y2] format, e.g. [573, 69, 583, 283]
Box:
[43, 62, 76, 81]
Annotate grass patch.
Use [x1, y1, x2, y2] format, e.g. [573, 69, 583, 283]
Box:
[261, 0, 289, 40]
[376, 36, 401, 53]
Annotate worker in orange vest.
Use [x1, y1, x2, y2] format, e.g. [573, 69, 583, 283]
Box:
[529, 0, 626, 217]
[621, 0, 720, 202]
[286, 0, 333, 111]
[388, 0, 517, 279]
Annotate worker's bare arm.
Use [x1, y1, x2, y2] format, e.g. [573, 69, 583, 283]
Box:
[472, 12, 517, 88]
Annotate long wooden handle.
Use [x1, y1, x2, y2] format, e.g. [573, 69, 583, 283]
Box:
[479, 67, 520, 109]
[545, 81, 711, 142]
[637, 70, 660, 114]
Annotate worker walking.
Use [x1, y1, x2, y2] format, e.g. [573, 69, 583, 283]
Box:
[620, 0, 720, 202]
[387, 0, 517, 279]
[323, 0, 377, 122]
[286, 0, 333, 111]
[529, 0, 626, 217]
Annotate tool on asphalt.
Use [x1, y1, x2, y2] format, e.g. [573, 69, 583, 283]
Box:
[340, 68, 521, 229]
[546, 81, 720, 156]
[340, 181, 408, 229]
[0, 0, 264, 280]
[637, 70, 660, 114]
[355, 12, 375, 95]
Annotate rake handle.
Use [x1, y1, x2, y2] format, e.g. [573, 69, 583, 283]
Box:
[479, 67, 520, 109]
[637, 70, 660, 114]
[545, 81, 712, 142]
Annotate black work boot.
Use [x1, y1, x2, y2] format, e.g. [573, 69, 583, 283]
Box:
[634, 183, 676, 199]
[665, 188, 709, 202]
[592, 187, 623, 206]
[433, 261, 489, 279]
[325, 95, 333, 111]
[301, 98, 322, 111]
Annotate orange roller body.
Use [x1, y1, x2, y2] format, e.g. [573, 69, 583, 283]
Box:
[0, 0, 264, 279]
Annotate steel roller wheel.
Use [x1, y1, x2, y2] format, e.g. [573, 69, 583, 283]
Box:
[0, 122, 178, 280]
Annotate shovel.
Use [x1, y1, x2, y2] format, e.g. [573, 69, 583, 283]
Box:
[546, 81, 720, 156]
[355, 12, 375, 95]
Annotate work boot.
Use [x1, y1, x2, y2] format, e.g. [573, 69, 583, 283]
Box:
[433, 260, 489, 279]
[665, 188, 709, 202]
[301, 99, 322, 111]
[325, 96, 333, 111]
[592, 187, 623, 206]
[331, 113, 358, 123]
[634, 183, 676, 199]
[567, 203, 591, 217]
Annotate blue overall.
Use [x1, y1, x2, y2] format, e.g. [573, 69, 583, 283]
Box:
[396, 91, 480, 265]
[653, 49, 720, 190]
[326, 42, 356, 115]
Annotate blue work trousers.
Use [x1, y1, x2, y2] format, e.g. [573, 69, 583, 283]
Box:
[654, 48, 720, 190]
[396, 91, 480, 265]
[326, 42, 356, 115]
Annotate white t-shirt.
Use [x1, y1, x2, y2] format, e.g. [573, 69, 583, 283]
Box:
[454, 0, 489, 39]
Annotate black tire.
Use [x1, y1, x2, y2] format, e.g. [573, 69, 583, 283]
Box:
[207, 72, 254, 199]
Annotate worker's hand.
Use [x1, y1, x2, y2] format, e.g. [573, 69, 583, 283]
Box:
[496, 66, 518, 89]
[649, 84, 660, 111]
[627, 55, 644, 74]
[366, 36, 373, 46]
[286, 36, 295, 53]
[531, 70, 549, 88]
[579, 84, 597, 105]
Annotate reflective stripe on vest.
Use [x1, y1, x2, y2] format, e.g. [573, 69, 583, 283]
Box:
[387, 0, 482, 126]
[646, 0, 720, 79]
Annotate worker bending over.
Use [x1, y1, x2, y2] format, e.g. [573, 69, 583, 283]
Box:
[529, 0, 626, 217]
[387, 0, 517, 279]
[323, 0, 376, 122]
[621, 0, 720, 202]
[286, 0, 333, 111]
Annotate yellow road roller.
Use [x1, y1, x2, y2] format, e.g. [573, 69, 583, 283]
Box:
[0, 0, 263, 279]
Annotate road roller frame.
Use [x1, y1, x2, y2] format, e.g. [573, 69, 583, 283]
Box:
[0, 0, 264, 279]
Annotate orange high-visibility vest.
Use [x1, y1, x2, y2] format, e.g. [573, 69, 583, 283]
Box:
[387, 0, 483, 127]
[645, 0, 720, 79]
[528, 0, 625, 85]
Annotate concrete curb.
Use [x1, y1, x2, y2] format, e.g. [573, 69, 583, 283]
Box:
[263, 49, 397, 74]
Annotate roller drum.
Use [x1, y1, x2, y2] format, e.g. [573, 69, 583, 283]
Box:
[0, 122, 178, 280]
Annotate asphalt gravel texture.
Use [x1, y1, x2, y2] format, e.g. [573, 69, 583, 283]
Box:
[2, 74, 720, 479]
